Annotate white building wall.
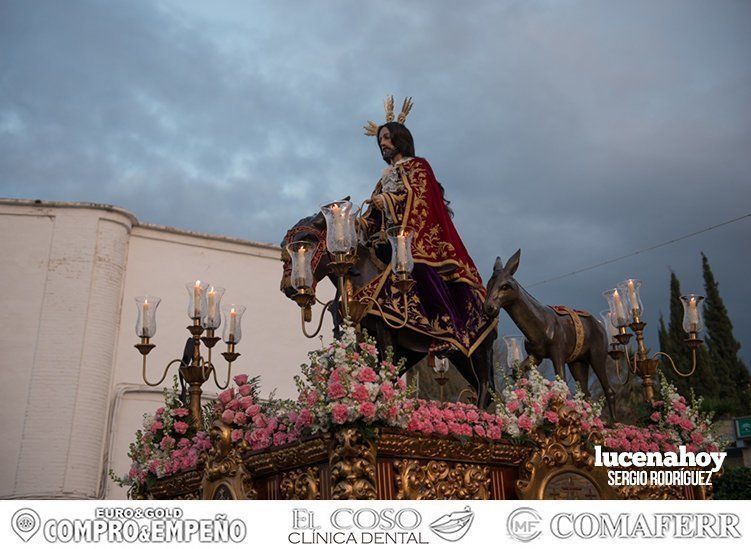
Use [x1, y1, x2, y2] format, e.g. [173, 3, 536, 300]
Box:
[0, 201, 134, 498]
[0, 199, 334, 499]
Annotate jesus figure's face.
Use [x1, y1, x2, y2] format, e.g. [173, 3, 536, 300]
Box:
[378, 127, 401, 164]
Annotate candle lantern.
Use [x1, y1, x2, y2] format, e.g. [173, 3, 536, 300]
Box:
[603, 288, 629, 329]
[432, 356, 450, 401]
[617, 278, 644, 323]
[680, 294, 705, 334]
[599, 310, 619, 340]
[202, 286, 225, 330]
[186, 280, 209, 320]
[503, 335, 527, 370]
[222, 304, 246, 345]
[134, 295, 160, 338]
[386, 226, 414, 276]
[287, 241, 316, 290]
[321, 200, 357, 254]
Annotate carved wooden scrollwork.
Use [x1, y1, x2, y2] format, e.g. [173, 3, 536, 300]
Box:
[394, 459, 490, 500]
[280, 467, 321, 500]
[201, 421, 257, 500]
[330, 428, 377, 500]
[516, 398, 617, 500]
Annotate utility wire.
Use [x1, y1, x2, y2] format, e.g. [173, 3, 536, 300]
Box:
[528, 212, 751, 288]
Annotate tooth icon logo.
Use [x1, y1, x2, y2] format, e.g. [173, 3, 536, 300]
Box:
[430, 506, 474, 542]
[12, 508, 41, 542]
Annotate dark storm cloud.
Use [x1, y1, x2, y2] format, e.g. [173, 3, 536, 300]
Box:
[1, 0, 749, 364]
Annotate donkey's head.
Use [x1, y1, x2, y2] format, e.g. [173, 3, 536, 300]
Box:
[484, 249, 522, 317]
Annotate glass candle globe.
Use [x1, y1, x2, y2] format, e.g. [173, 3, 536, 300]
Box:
[599, 309, 619, 340]
[386, 226, 414, 275]
[202, 285, 225, 329]
[433, 356, 450, 375]
[617, 278, 644, 321]
[681, 294, 705, 334]
[287, 241, 316, 290]
[135, 295, 160, 338]
[503, 335, 526, 369]
[186, 280, 209, 320]
[603, 288, 629, 328]
[222, 304, 246, 345]
[321, 200, 356, 254]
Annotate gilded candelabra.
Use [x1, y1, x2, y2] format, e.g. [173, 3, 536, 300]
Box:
[288, 201, 415, 337]
[134, 283, 245, 426]
[603, 280, 703, 402]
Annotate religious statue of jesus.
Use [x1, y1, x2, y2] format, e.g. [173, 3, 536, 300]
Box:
[358, 97, 497, 358]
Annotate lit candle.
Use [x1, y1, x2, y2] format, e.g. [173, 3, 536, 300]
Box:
[207, 286, 217, 324]
[295, 246, 307, 288]
[142, 299, 150, 336]
[627, 279, 639, 314]
[396, 232, 408, 271]
[331, 204, 345, 245]
[193, 280, 202, 318]
[613, 289, 626, 325]
[687, 296, 699, 331]
[229, 307, 237, 343]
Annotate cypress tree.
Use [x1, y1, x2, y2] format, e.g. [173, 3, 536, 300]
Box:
[701, 252, 751, 415]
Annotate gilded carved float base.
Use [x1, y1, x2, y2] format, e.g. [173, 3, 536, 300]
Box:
[142, 419, 712, 500]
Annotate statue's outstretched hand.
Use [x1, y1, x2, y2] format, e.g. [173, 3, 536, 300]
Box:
[371, 194, 386, 210]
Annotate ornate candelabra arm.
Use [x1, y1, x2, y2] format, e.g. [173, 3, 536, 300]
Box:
[623, 343, 637, 375]
[301, 299, 334, 338]
[209, 360, 233, 390]
[359, 293, 409, 329]
[653, 350, 697, 378]
[141, 357, 185, 387]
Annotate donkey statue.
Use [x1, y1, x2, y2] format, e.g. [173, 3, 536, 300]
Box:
[484, 249, 616, 420]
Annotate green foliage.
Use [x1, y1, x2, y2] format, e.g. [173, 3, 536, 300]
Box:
[713, 467, 751, 500]
[701, 253, 751, 416]
[659, 257, 750, 417]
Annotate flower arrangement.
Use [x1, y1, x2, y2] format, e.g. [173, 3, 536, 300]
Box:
[603, 372, 722, 453]
[404, 399, 504, 440]
[293, 321, 410, 432]
[111, 378, 212, 495]
[494, 367, 604, 437]
[214, 374, 311, 451]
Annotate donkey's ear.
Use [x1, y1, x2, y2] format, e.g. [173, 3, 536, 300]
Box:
[493, 256, 504, 272]
[505, 249, 521, 276]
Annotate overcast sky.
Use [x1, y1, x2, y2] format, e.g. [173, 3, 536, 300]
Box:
[2, 0, 749, 366]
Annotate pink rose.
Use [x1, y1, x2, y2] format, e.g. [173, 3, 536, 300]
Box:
[650, 412, 661, 422]
[544, 411, 559, 424]
[357, 367, 378, 383]
[380, 383, 395, 401]
[234, 412, 247, 425]
[359, 402, 377, 420]
[173, 421, 189, 434]
[233, 374, 249, 385]
[231, 429, 243, 442]
[150, 421, 164, 434]
[517, 415, 533, 432]
[245, 404, 261, 417]
[332, 404, 350, 424]
[221, 409, 235, 424]
[352, 384, 370, 403]
[218, 389, 234, 404]
[506, 400, 520, 413]
[327, 382, 346, 400]
[239, 384, 253, 397]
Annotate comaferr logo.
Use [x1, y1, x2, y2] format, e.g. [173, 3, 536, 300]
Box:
[550, 513, 741, 539]
[507, 507, 542, 542]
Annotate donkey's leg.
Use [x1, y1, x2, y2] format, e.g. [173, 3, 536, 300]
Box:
[590, 348, 617, 423]
[568, 361, 591, 397]
[450, 352, 491, 409]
